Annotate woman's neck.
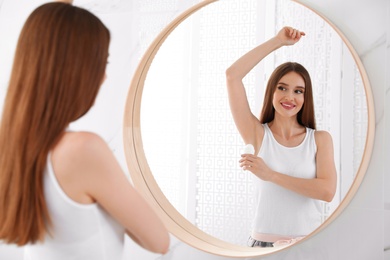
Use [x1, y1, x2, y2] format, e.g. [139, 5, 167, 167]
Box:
[268, 116, 304, 140]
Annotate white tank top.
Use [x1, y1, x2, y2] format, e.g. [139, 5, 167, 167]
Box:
[251, 124, 322, 238]
[24, 154, 125, 260]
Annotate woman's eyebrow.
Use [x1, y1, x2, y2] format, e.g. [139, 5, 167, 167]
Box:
[277, 82, 305, 88]
[277, 82, 288, 86]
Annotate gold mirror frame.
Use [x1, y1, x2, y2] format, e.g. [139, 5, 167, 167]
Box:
[123, 0, 375, 257]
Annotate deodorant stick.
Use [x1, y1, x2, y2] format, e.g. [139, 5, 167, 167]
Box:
[242, 144, 255, 155]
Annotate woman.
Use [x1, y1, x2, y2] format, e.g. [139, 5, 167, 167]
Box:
[0, 2, 169, 259]
[226, 27, 337, 247]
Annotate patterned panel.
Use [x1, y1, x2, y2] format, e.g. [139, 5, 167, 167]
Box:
[274, 0, 336, 133]
[194, 0, 257, 245]
[74, 0, 133, 13]
[353, 66, 367, 177]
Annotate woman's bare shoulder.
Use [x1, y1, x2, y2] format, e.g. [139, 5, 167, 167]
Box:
[314, 130, 333, 147]
[52, 131, 112, 170]
[61, 130, 107, 148]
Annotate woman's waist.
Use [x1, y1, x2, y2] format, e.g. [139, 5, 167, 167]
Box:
[250, 231, 305, 247]
[250, 231, 298, 242]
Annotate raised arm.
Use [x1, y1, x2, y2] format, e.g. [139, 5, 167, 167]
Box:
[225, 27, 305, 149]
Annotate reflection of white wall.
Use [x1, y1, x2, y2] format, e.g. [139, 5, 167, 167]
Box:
[0, 0, 388, 260]
[384, 0, 390, 257]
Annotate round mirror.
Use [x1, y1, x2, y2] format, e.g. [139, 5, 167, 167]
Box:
[123, 0, 375, 257]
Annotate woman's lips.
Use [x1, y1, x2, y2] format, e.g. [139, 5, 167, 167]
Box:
[280, 102, 296, 110]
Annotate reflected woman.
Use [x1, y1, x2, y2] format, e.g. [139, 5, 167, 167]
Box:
[0, 2, 169, 259]
[225, 27, 337, 247]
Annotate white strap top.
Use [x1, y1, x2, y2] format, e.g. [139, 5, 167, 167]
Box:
[251, 124, 322, 238]
[24, 154, 125, 260]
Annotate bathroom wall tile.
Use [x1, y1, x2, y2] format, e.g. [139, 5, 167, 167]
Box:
[254, 207, 383, 260]
[385, 210, 390, 254]
[332, 208, 383, 260]
[299, 0, 386, 56]
[158, 242, 228, 260]
[384, 1, 390, 258]
[385, 250, 390, 260]
[385, 0, 390, 211]
[0, 243, 23, 260]
[345, 4, 387, 226]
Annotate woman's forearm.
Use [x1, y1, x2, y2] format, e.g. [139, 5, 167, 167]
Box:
[226, 37, 283, 81]
[269, 171, 335, 202]
[226, 26, 305, 81]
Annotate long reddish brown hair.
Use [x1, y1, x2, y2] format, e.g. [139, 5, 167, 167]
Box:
[0, 2, 110, 245]
[260, 62, 316, 130]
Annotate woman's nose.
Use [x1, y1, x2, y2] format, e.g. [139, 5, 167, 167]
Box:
[285, 91, 294, 100]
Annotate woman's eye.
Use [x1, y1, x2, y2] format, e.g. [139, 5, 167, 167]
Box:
[295, 90, 304, 94]
[277, 86, 286, 91]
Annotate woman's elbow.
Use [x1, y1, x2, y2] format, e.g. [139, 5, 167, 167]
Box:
[321, 187, 336, 203]
[154, 233, 170, 254]
[126, 230, 170, 254]
[146, 231, 170, 254]
[225, 66, 240, 83]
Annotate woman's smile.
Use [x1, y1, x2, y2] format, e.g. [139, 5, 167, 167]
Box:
[280, 101, 296, 110]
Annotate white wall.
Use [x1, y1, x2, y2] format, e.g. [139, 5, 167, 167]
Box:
[0, 0, 388, 259]
[384, 0, 390, 258]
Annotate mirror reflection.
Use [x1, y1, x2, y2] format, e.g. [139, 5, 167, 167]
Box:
[140, 0, 367, 246]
